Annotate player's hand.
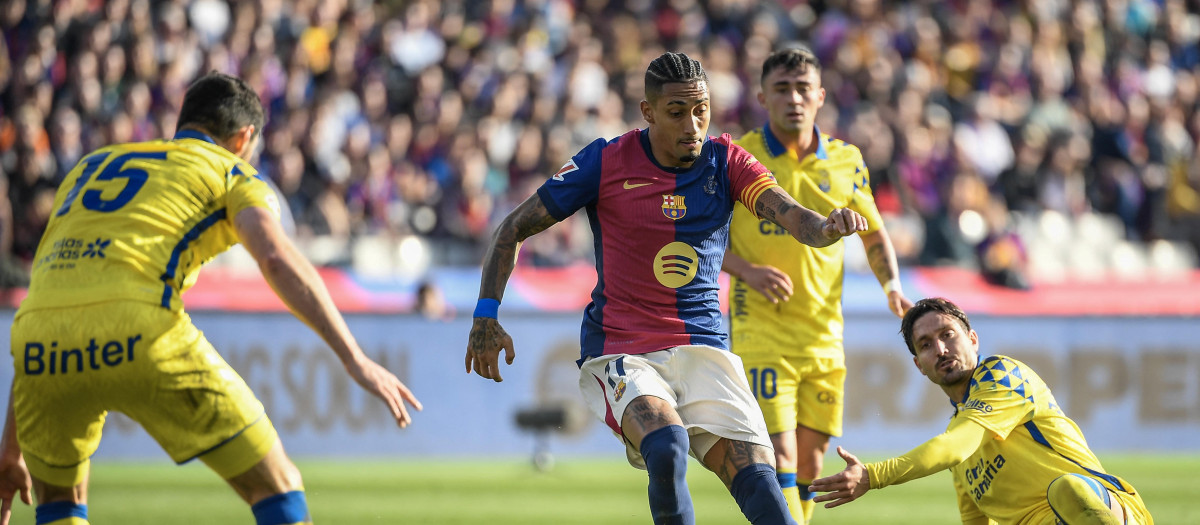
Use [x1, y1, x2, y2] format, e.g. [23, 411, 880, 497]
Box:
[888, 291, 913, 318]
[0, 453, 31, 525]
[346, 356, 423, 428]
[810, 446, 870, 508]
[741, 263, 793, 304]
[465, 317, 516, 382]
[821, 208, 868, 240]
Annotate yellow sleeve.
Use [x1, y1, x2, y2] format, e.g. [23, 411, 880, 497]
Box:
[865, 417, 987, 489]
[226, 163, 281, 221]
[846, 148, 884, 234]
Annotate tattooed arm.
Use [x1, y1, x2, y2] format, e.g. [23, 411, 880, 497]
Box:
[861, 227, 913, 317]
[753, 186, 867, 248]
[465, 193, 560, 382]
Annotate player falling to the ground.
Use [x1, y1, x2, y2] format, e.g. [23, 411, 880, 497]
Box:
[810, 297, 1153, 525]
[0, 72, 421, 525]
[465, 51, 867, 525]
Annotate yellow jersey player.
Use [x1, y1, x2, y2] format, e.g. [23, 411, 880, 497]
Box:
[811, 298, 1154, 525]
[724, 47, 912, 524]
[0, 73, 422, 525]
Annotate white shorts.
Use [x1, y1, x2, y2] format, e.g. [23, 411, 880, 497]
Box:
[578, 345, 772, 469]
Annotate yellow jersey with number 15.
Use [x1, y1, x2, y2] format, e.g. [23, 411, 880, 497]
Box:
[729, 125, 884, 357]
[18, 130, 280, 315]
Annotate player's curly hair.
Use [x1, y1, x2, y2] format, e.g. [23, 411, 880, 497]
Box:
[178, 71, 265, 141]
[645, 52, 708, 101]
[900, 297, 973, 355]
[760, 46, 822, 85]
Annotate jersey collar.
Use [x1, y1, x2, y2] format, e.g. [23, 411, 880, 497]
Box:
[762, 124, 828, 160]
[173, 129, 217, 144]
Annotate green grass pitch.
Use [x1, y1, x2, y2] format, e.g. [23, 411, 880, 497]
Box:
[6, 455, 1195, 524]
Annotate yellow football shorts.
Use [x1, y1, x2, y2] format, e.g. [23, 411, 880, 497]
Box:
[10, 302, 277, 487]
[736, 352, 846, 437]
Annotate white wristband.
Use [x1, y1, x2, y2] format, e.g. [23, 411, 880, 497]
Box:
[883, 278, 902, 295]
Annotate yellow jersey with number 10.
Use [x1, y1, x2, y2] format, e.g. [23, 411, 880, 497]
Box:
[729, 125, 883, 357]
[18, 130, 279, 315]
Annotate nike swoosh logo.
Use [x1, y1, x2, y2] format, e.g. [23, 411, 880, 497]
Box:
[623, 181, 652, 189]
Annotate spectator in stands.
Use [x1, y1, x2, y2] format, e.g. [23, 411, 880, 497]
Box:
[0, 0, 1195, 282]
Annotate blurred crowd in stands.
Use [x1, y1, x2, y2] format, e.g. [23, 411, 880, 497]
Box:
[1, 0, 1198, 288]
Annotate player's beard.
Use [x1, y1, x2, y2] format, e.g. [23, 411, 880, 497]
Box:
[679, 151, 700, 163]
[941, 368, 972, 387]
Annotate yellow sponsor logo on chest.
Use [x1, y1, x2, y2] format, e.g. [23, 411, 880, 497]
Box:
[654, 241, 699, 288]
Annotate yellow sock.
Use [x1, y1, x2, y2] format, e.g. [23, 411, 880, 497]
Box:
[38, 519, 88, 525]
[797, 477, 816, 524]
[1046, 474, 1122, 525]
[776, 469, 804, 523]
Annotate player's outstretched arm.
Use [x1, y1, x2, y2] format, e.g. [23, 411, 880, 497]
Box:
[811, 446, 871, 508]
[466, 193, 559, 383]
[860, 229, 913, 317]
[0, 385, 31, 525]
[235, 207, 422, 428]
[814, 418, 986, 509]
[722, 248, 793, 304]
[754, 186, 867, 248]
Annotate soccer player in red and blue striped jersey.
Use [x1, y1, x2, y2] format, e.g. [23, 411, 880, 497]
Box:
[466, 52, 867, 525]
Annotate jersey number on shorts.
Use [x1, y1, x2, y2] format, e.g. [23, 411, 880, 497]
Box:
[748, 367, 778, 399]
[56, 151, 167, 216]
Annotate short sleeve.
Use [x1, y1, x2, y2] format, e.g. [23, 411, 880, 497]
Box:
[536, 137, 607, 221]
[225, 162, 281, 221]
[724, 139, 777, 218]
[958, 356, 1037, 440]
[846, 147, 885, 233]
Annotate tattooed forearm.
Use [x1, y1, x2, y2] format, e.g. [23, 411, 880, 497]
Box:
[866, 242, 892, 279]
[478, 194, 559, 300]
[862, 230, 899, 284]
[754, 187, 796, 226]
[755, 186, 832, 248]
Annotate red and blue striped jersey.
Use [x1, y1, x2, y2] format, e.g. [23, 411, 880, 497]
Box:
[536, 129, 777, 365]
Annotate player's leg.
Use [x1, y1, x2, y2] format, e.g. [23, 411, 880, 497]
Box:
[124, 310, 309, 524]
[739, 352, 809, 522]
[700, 438, 794, 525]
[791, 355, 845, 524]
[28, 475, 88, 525]
[11, 309, 110, 525]
[673, 346, 793, 525]
[623, 395, 693, 525]
[768, 430, 803, 522]
[790, 426, 830, 524]
[1045, 473, 1123, 525]
[579, 353, 693, 525]
[207, 438, 309, 525]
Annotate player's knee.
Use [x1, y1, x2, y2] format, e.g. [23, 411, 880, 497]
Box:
[250, 490, 311, 525]
[1047, 474, 1120, 525]
[226, 451, 305, 504]
[1048, 474, 1106, 505]
[640, 425, 689, 476]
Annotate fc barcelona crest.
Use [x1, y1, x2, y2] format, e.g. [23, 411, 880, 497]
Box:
[661, 194, 687, 220]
